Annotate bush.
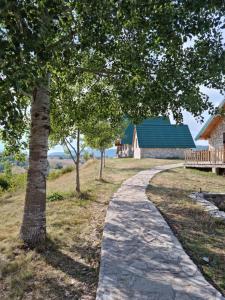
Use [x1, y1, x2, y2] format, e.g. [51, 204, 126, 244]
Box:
[83, 151, 90, 162]
[55, 162, 63, 169]
[11, 173, 27, 190]
[47, 192, 64, 202]
[0, 176, 10, 191]
[48, 165, 74, 180]
[4, 161, 12, 179]
[61, 165, 74, 174]
[48, 170, 60, 180]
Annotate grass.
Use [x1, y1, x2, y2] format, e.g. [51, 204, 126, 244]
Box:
[0, 157, 180, 300]
[146, 167, 225, 295]
[48, 165, 75, 180]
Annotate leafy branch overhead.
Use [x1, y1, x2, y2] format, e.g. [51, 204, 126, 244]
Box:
[1, 1, 225, 148]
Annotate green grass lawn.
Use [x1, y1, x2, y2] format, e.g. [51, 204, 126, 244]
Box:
[0, 158, 180, 300]
[147, 168, 225, 296]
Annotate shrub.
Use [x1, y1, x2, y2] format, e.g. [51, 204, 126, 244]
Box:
[4, 161, 12, 179]
[48, 165, 74, 180]
[61, 165, 74, 174]
[11, 173, 27, 191]
[0, 176, 10, 190]
[48, 170, 61, 180]
[55, 162, 63, 169]
[47, 192, 64, 202]
[83, 151, 90, 162]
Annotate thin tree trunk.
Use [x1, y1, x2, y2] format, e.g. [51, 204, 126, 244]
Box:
[99, 150, 104, 180]
[76, 128, 81, 193]
[20, 82, 50, 247]
[103, 149, 106, 168]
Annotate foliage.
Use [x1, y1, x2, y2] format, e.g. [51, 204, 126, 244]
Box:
[10, 173, 27, 191]
[4, 161, 12, 179]
[47, 192, 64, 202]
[48, 165, 74, 180]
[83, 151, 90, 162]
[55, 162, 63, 170]
[0, 173, 27, 194]
[0, 176, 10, 191]
[1, 1, 225, 148]
[61, 165, 74, 174]
[84, 120, 125, 152]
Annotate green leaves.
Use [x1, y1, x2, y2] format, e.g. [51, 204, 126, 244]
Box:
[1, 0, 225, 150]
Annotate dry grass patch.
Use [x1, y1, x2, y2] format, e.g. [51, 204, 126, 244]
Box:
[147, 168, 225, 295]
[0, 158, 180, 299]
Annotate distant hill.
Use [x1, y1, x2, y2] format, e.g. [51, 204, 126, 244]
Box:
[48, 148, 117, 159]
[48, 152, 67, 158]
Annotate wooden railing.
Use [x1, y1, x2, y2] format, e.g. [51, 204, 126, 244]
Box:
[185, 148, 225, 165]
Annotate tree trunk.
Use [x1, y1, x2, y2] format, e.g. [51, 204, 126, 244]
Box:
[99, 150, 104, 180]
[76, 128, 81, 193]
[103, 149, 106, 168]
[20, 83, 50, 247]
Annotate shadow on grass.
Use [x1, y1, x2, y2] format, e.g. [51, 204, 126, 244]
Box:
[70, 243, 101, 267]
[37, 238, 98, 287]
[42, 276, 84, 299]
[95, 178, 117, 185]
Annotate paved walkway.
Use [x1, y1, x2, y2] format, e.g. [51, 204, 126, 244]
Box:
[96, 164, 224, 300]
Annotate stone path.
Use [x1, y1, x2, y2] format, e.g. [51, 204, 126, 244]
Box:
[96, 164, 225, 300]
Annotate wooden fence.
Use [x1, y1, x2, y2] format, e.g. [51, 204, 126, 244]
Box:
[185, 148, 225, 165]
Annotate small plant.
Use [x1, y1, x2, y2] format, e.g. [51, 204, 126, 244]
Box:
[61, 165, 74, 174]
[83, 151, 90, 162]
[4, 161, 12, 179]
[47, 192, 64, 202]
[0, 176, 10, 191]
[48, 165, 74, 180]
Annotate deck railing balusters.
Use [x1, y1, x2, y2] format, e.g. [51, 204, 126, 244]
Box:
[185, 148, 225, 165]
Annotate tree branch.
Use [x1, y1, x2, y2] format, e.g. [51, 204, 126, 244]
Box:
[64, 139, 77, 166]
[66, 138, 77, 155]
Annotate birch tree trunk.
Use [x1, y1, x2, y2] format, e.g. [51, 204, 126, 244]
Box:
[20, 83, 50, 247]
[99, 150, 104, 180]
[76, 128, 81, 193]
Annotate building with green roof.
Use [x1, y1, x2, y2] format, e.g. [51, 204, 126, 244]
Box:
[120, 117, 195, 159]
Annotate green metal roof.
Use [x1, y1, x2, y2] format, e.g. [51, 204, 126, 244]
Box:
[121, 117, 170, 145]
[136, 124, 195, 148]
[121, 117, 195, 148]
[121, 124, 134, 145]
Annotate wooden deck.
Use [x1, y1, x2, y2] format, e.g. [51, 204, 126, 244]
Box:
[184, 149, 225, 170]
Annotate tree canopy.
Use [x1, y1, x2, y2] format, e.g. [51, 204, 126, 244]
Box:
[1, 1, 224, 148]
